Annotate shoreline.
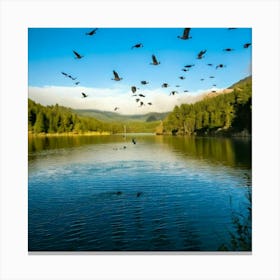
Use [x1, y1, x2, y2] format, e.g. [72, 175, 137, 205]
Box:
[28, 131, 111, 137]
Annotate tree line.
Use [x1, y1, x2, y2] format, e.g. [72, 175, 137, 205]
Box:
[28, 99, 160, 134]
[161, 77, 252, 136]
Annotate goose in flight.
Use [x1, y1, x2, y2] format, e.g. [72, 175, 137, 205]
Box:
[73, 50, 83, 59]
[139, 94, 146, 98]
[223, 48, 234, 52]
[150, 54, 160, 65]
[85, 28, 98, 36]
[131, 43, 143, 49]
[184, 64, 194, 68]
[161, 83, 169, 88]
[170, 91, 178, 96]
[243, 43, 251, 48]
[131, 86, 138, 93]
[81, 92, 88, 98]
[114, 107, 119, 111]
[112, 70, 122, 81]
[141, 80, 149, 85]
[197, 50, 207, 59]
[178, 28, 191, 40]
[216, 64, 226, 69]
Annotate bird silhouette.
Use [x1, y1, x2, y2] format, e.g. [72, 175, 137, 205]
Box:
[141, 80, 149, 85]
[184, 90, 189, 92]
[182, 68, 189, 72]
[216, 64, 226, 69]
[175, 85, 181, 88]
[177, 28, 192, 40]
[197, 50, 207, 59]
[114, 107, 119, 111]
[228, 28, 237, 30]
[139, 101, 144, 107]
[136, 98, 140, 102]
[209, 76, 215, 78]
[212, 84, 217, 87]
[138, 94, 145, 98]
[131, 86, 138, 93]
[74, 82, 80, 85]
[132, 138, 136, 144]
[112, 70, 122, 81]
[243, 43, 251, 48]
[61, 72, 68, 76]
[200, 78, 204, 81]
[184, 64, 194, 68]
[170, 91, 178, 95]
[73, 50, 83, 59]
[147, 102, 152, 105]
[223, 48, 234, 52]
[161, 83, 169, 88]
[86, 28, 98, 36]
[150, 54, 160, 65]
[131, 43, 143, 49]
[81, 92, 88, 98]
[179, 76, 185, 80]
[207, 63, 213, 66]
[211, 90, 217, 93]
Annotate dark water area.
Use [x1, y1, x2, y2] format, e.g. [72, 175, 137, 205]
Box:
[28, 134, 251, 252]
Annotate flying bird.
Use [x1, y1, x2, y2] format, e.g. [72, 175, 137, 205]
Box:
[139, 94, 145, 98]
[184, 64, 194, 68]
[182, 68, 189, 72]
[132, 138, 137, 144]
[207, 63, 213, 66]
[147, 102, 152, 105]
[223, 48, 234, 52]
[139, 101, 144, 107]
[86, 28, 98, 36]
[81, 92, 88, 98]
[112, 70, 122, 81]
[161, 83, 169, 88]
[228, 28, 237, 30]
[73, 50, 83, 59]
[150, 54, 160, 65]
[177, 28, 192, 40]
[200, 78, 204, 81]
[131, 86, 138, 93]
[114, 107, 119, 111]
[131, 43, 143, 49]
[179, 76, 185, 80]
[61, 72, 68, 76]
[243, 43, 251, 48]
[184, 90, 189, 92]
[74, 82, 80, 85]
[216, 64, 226, 69]
[209, 76, 215, 78]
[175, 85, 181, 88]
[136, 98, 140, 103]
[141, 80, 149, 85]
[170, 91, 178, 96]
[197, 50, 207, 59]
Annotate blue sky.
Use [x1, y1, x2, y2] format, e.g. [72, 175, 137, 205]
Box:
[28, 28, 251, 114]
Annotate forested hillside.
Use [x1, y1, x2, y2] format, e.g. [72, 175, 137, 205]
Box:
[28, 99, 160, 134]
[160, 76, 252, 136]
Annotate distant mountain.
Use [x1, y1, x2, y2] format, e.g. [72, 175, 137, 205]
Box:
[74, 109, 169, 123]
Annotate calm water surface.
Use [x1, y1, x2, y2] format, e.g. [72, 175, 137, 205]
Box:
[28, 134, 251, 251]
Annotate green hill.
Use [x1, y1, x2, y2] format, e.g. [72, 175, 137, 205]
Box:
[161, 76, 252, 136]
[74, 109, 169, 123]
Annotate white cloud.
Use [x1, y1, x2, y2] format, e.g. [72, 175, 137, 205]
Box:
[28, 85, 224, 115]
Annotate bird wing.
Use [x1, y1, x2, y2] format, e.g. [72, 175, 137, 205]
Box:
[183, 28, 190, 38]
[113, 70, 120, 79]
[152, 55, 158, 64]
[73, 50, 81, 58]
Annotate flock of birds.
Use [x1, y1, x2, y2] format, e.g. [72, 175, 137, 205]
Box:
[60, 28, 251, 112]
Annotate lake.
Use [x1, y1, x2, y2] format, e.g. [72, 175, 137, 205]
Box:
[28, 134, 252, 252]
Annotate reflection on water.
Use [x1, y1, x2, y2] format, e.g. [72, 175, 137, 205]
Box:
[28, 134, 251, 251]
